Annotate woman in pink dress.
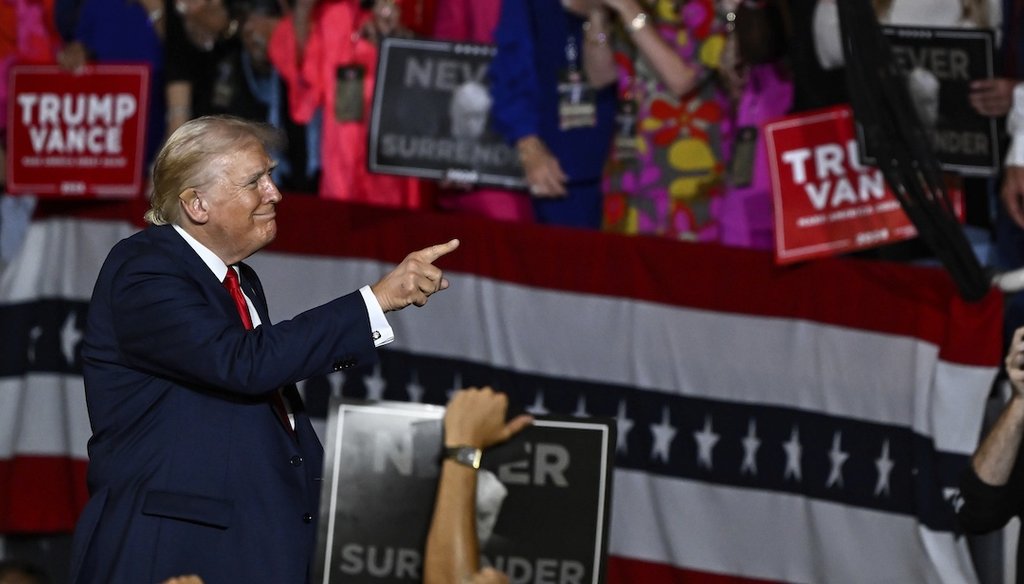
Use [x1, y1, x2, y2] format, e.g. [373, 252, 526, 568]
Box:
[270, 0, 423, 207]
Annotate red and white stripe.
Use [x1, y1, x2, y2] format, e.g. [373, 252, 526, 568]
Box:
[0, 200, 1003, 582]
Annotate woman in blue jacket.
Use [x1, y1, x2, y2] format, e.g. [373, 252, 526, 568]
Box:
[489, 0, 618, 228]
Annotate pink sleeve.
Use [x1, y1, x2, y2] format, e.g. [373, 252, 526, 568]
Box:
[268, 13, 323, 124]
[430, 0, 469, 41]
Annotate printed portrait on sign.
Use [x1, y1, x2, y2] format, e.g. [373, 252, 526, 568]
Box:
[448, 81, 492, 142]
[907, 67, 940, 129]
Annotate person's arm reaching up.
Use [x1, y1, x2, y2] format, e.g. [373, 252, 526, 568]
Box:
[973, 327, 1024, 485]
[423, 388, 532, 584]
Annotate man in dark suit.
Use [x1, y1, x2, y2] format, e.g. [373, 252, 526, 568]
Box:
[69, 115, 458, 584]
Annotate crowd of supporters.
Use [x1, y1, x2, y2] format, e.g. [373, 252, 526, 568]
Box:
[1, 0, 1022, 264]
[7, 1, 1024, 582]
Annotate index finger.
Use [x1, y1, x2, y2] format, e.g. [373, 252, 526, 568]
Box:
[416, 238, 460, 263]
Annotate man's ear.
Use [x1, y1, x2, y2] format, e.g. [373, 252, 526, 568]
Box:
[179, 189, 209, 224]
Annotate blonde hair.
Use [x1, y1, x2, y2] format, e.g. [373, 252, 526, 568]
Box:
[145, 115, 283, 225]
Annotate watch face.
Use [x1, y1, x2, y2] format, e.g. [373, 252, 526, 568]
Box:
[448, 446, 481, 469]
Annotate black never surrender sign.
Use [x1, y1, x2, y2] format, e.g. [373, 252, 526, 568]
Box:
[313, 400, 614, 584]
[369, 38, 526, 188]
[862, 26, 999, 176]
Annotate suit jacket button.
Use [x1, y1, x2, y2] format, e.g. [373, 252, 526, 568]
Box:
[303, 513, 313, 524]
[333, 357, 357, 370]
[290, 455, 303, 467]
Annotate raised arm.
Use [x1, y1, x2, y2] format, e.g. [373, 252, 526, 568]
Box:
[602, 0, 702, 98]
[973, 328, 1024, 485]
[959, 327, 1024, 534]
[423, 388, 531, 584]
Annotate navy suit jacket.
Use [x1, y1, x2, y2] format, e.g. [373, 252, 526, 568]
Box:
[69, 224, 378, 584]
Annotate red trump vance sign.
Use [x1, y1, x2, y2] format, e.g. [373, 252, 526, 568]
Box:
[765, 105, 962, 264]
[7, 64, 149, 197]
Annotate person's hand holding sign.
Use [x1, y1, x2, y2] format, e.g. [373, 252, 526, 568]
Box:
[517, 135, 568, 198]
[970, 77, 1017, 118]
[57, 41, 89, 72]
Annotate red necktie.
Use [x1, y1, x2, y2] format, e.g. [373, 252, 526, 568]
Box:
[223, 267, 294, 435]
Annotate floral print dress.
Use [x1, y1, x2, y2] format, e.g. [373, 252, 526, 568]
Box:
[602, 0, 731, 240]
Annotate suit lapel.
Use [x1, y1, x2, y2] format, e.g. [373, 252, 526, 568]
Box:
[237, 263, 271, 326]
[147, 224, 245, 323]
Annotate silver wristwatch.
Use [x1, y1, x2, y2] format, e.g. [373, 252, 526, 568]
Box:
[443, 445, 482, 470]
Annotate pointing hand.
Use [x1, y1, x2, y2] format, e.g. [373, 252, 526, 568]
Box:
[371, 239, 459, 312]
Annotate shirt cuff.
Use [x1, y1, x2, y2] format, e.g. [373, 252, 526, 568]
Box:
[1005, 83, 1024, 167]
[359, 285, 394, 347]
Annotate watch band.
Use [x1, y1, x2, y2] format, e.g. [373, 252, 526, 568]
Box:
[628, 11, 648, 33]
[444, 445, 482, 469]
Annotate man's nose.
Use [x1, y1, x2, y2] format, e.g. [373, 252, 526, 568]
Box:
[264, 179, 283, 203]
